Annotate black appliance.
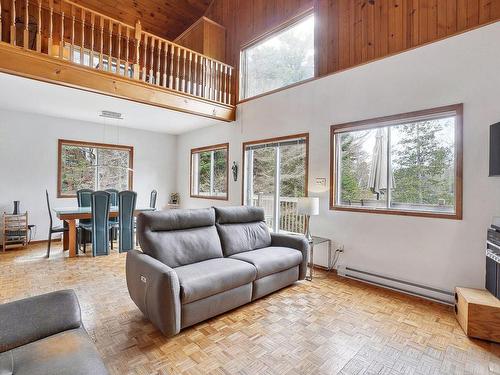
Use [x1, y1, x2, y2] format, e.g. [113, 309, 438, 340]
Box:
[489, 122, 500, 176]
[486, 225, 500, 298]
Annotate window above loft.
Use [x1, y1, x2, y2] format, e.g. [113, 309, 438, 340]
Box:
[239, 13, 315, 101]
[330, 105, 463, 219]
[191, 143, 229, 200]
[58, 139, 133, 198]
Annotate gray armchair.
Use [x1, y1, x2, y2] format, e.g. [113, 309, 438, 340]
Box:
[0, 290, 109, 375]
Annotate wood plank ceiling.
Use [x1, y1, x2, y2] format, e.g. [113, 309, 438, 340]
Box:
[205, 0, 500, 90]
[68, 0, 213, 40]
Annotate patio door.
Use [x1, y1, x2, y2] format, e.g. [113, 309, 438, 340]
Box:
[243, 134, 308, 233]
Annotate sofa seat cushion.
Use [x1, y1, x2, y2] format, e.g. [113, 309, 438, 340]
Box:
[229, 247, 302, 279]
[5, 328, 108, 375]
[175, 258, 257, 304]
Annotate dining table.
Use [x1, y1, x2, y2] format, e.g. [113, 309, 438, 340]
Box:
[53, 206, 156, 257]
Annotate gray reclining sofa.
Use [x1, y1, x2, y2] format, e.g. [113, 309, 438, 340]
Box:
[127, 206, 309, 337]
[0, 290, 109, 375]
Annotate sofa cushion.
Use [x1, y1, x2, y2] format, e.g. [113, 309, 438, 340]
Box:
[214, 206, 271, 256]
[137, 208, 223, 268]
[6, 328, 109, 375]
[174, 258, 257, 304]
[229, 247, 302, 279]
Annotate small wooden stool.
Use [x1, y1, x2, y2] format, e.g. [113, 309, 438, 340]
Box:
[455, 287, 500, 343]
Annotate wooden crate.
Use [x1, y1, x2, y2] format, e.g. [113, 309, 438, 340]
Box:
[455, 287, 500, 343]
[2, 213, 28, 251]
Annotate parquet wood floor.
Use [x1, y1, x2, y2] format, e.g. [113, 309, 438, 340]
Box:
[0, 243, 499, 375]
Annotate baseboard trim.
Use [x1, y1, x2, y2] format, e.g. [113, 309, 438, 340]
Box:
[337, 265, 454, 305]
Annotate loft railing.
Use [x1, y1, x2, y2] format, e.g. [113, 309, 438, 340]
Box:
[0, 0, 234, 105]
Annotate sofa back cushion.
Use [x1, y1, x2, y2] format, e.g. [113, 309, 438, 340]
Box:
[137, 208, 223, 268]
[214, 206, 271, 256]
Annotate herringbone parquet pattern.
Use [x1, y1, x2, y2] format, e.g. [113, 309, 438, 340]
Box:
[0, 243, 498, 375]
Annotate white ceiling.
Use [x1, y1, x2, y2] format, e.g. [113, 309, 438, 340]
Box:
[0, 72, 225, 134]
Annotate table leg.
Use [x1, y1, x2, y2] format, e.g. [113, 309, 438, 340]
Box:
[307, 243, 314, 281]
[68, 219, 77, 258]
[63, 221, 69, 250]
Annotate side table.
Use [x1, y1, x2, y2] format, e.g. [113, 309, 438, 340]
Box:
[306, 236, 332, 281]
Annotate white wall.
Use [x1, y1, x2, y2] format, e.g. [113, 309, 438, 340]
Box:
[0, 110, 177, 241]
[177, 22, 500, 292]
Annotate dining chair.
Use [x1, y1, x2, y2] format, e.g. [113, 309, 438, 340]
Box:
[76, 189, 93, 251]
[45, 190, 68, 258]
[79, 191, 112, 256]
[118, 191, 137, 253]
[150, 190, 157, 209]
[105, 189, 119, 249]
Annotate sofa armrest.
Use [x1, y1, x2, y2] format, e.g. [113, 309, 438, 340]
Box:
[271, 233, 309, 280]
[126, 250, 181, 337]
[0, 289, 82, 353]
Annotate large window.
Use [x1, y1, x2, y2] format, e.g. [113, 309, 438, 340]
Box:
[243, 134, 309, 233]
[190, 143, 229, 200]
[330, 105, 463, 219]
[239, 13, 315, 100]
[58, 139, 133, 197]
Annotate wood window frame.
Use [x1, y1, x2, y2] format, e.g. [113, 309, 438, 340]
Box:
[57, 139, 134, 198]
[241, 133, 310, 205]
[190, 143, 229, 201]
[329, 104, 463, 220]
[238, 8, 315, 103]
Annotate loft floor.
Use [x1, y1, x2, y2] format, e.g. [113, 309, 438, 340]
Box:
[0, 243, 498, 375]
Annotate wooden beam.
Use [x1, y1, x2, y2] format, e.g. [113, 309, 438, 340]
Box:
[0, 42, 235, 122]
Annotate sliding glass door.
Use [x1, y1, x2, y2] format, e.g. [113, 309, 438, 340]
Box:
[243, 134, 308, 233]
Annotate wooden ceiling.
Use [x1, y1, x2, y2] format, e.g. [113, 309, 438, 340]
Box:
[70, 0, 213, 40]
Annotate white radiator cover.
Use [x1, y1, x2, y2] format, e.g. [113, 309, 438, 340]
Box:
[337, 265, 455, 305]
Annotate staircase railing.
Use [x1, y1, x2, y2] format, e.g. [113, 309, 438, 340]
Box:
[0, 0, 234, 105]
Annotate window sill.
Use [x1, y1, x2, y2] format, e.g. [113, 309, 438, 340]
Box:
[190, 195, 228, 201]
[330, 205, 462, 220]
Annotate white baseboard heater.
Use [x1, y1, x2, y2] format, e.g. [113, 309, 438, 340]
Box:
[337, 265, 455, 305]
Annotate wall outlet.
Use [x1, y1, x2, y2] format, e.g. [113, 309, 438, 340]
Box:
[315, 177, 327, 186]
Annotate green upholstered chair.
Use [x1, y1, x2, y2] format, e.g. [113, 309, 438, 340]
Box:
[79, 191, 112, 256]
[118, 190, 137, 253]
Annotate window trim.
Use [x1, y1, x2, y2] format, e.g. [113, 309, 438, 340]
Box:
[329, 104, 463, 220]
[241, 133, 310, 206]
[190, 143, 229, 201]
[57, 139, 134, 198]
[238, 9, 315, 103]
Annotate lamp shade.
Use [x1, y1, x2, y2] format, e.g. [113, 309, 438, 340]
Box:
[297, 197, 319, 216]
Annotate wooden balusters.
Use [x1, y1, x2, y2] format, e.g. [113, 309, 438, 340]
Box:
[228, 67, 232, 104]
[149, 36, 154, 83]
[193, 54, 198, 96]
[107, 19, 112, 72]
[141, 33, 147, 81]
[125, 27, 130, 77]
[155, 38, 160, 85]
[175, 45, 181, 91]
[90, 13, 95, 67]
[59, 9, 64, 58]
[36, 0, 41, 52]
[188, 51, 193, 94]
[70, 5, 75, 61]
[99, 16, 104, 70]
[162, 41, 168, 87]
[116, 24, 121, 74]
[47, 0, 53, 55]
[169, 44, 174, 88]
[23, 0, 28, 49]
[181, 49, 186, 92]
[80, 9, 85, 65]
[133, 21, 141, 79]
[11, 0, 16, 45]
[222, 65, 227, 104]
